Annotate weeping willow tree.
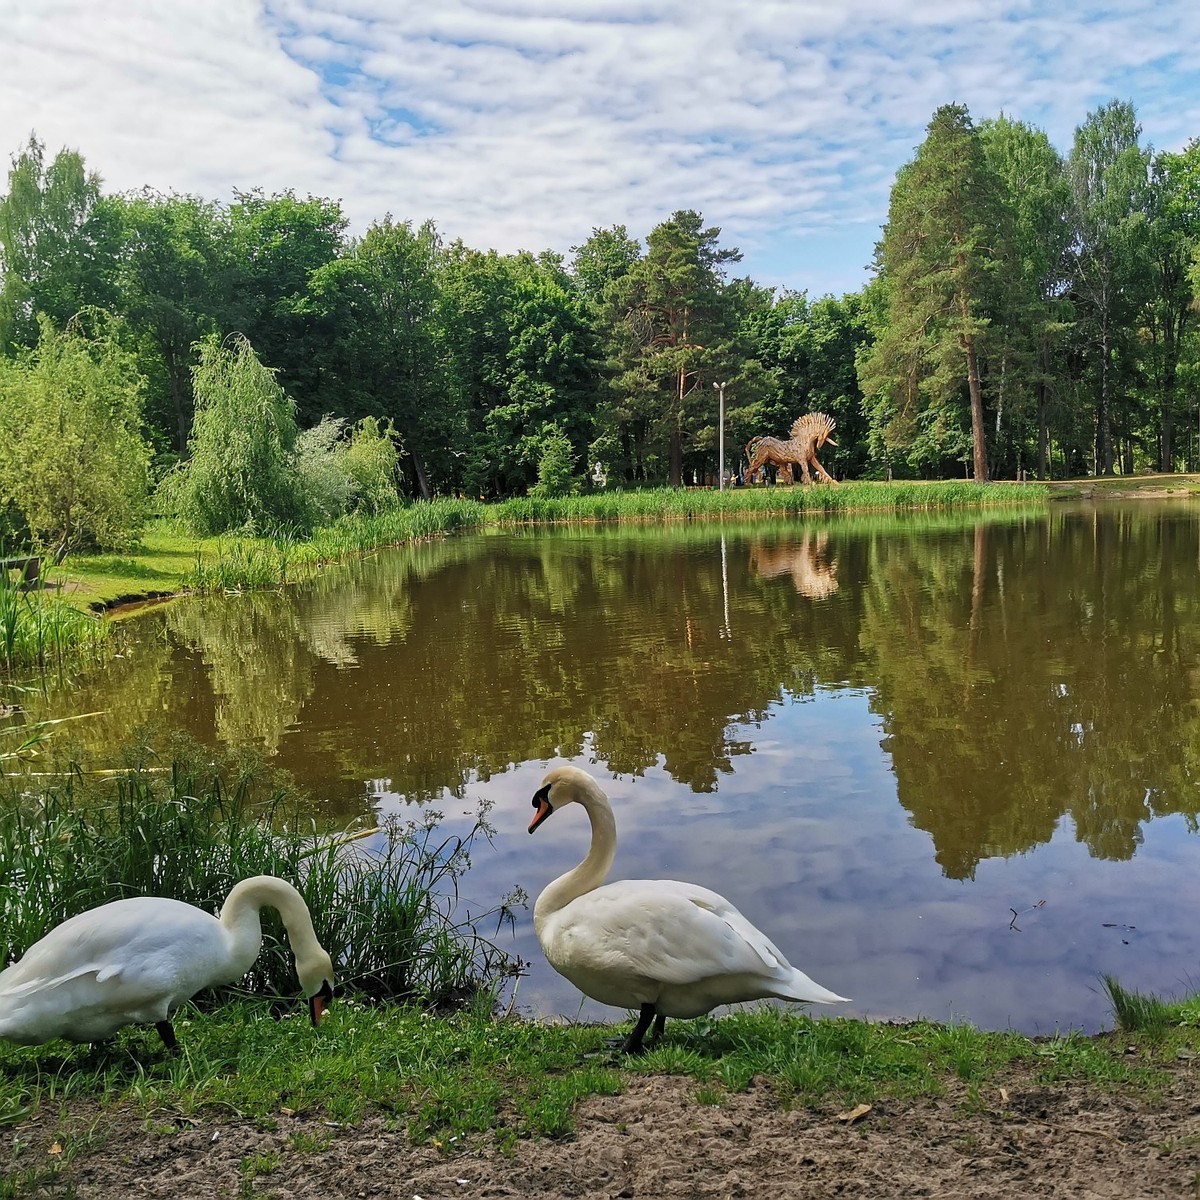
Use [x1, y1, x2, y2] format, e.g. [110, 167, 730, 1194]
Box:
[158, 333, 305, 535]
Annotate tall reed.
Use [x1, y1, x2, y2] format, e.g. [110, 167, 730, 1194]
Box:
[0, 571, 108, 675]
[0, 746, 518, 1010]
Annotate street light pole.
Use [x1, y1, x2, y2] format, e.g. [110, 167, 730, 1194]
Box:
[713, 380, 728, 490]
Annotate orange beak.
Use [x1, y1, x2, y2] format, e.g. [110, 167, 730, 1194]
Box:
[309, 980, 333, 1026]
[529, 796, 553, 834]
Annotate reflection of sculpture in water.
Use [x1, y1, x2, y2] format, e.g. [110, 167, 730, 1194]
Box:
[745, 412, 838, 485]
[750, 532, 839, 600]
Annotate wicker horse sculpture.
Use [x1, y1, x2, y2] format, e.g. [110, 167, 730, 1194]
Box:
[745, 412, 838, 485]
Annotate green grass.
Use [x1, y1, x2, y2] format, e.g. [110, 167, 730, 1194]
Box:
[0, 1003, 1190, 1158]
[0, 573, 110, 676]
[1103, 974, 1200, 1036]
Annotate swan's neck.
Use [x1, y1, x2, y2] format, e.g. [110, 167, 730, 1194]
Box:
[219, 875, 322, 977]
[534, 789, 617, 932]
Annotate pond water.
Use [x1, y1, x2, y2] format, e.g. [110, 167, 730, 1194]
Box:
[25, 501, 1200, 1033]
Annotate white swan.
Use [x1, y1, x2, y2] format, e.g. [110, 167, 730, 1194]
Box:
[0, 875, 335, 1048]
[528, 766, 849, 1052]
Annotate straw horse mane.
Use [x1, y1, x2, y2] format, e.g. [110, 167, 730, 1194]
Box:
[745, 412, 838, 485]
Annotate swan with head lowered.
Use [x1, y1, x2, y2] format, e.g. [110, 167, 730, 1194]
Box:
[0, 875, 335, 1049]
[528, 766, 849, 1053]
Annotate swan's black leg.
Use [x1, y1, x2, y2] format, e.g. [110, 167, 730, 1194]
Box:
[622, 1003, 657, 1054]
[155, 1020, 179, 1051]
[651, 1012, 666, 1043]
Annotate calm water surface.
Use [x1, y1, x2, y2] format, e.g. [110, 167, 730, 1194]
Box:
[29, 502, 1200, 1033]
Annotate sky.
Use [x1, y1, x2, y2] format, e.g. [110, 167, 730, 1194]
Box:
[2, 0, 1199, 299]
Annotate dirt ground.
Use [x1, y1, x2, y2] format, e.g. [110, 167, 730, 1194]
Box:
[11, 1053, 1199, 1199]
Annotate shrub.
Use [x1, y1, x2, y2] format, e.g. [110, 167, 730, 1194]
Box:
[529, 424, 580, 499]
[0, 315, 151, 551]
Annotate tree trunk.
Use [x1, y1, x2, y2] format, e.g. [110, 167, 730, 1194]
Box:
[410, 448, 432, 500]
[669, 363, 686, 486]
[964, 333, 988, 482]
[1098, 289, 1114, 475]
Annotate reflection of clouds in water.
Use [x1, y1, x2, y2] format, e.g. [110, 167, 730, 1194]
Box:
[440, 692, 1200, 1034]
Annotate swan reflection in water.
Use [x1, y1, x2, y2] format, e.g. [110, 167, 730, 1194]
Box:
[749, 532, 839, 600]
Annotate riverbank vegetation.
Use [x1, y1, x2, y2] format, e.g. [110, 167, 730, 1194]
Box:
[0, 742, 517, 1009]
[46, 479, 1044, 612]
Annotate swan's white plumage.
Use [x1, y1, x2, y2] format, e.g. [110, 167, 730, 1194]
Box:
[0, 876, 334, 1046]
[528, 766, 848, 1040]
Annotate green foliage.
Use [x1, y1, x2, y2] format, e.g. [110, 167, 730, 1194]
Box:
[602, 210, 754, 486]
[1067, 100, 1152, 475]
[0, 134, 108, 352]
[308, 217, 450, 497]
[293, 415, 355, 526]
[159, 334, 306, 535]
[0, 571, 109, 675]
[342, 416, 402, 513]
[860, 103, 1006, 481]
[0, 315, 151, 551]
[3, 112, 1199, 498]
[1102, 974, 1190, 1036]
[529, 424, 580, 498]
[103, 189, 234, 454]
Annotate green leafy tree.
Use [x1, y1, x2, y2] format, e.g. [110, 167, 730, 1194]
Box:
[308, 218, 450, 499]
[860, 104, 1007, 481]
[1068, 100, 1151, 474]
[746, 289, 871, 479]
[106, 190, 235, 455]
[158, 334, 304, 535]
[226, 189, 347, 424]
[0, 315, 150, 550]
[437, 246, 598, 498]
[342, 416, 402, 514]
[604, 211, 748, 485]
[1143, 142, 1200, 469]
[979, 115, 1073, 479]
[529, 423, 580, 497]
[490, 266, 598, 496]
[0, 134, 111, 352]
[569, 224, 641, 306]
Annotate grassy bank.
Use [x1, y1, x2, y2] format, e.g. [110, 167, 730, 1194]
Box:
[2, 988, 1197, 1186]
[49, 479, 1046, 613]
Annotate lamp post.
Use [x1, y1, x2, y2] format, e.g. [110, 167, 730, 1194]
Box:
[713, 380, 728, 489]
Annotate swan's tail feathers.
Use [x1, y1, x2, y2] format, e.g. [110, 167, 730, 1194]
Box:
[784, 969, 850, 1005]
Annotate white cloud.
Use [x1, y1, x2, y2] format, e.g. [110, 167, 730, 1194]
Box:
[1, 0, 1198, 294]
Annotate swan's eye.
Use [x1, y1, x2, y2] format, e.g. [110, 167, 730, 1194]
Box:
[532, 784, 551, 809]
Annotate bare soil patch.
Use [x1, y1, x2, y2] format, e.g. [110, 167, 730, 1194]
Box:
[12, 1054, 1199, 1199]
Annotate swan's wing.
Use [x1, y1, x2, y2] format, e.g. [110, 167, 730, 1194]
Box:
[554, 880, 794, 986]
[0, 899, 214, 1003]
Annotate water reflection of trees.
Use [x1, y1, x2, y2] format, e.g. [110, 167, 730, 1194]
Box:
[24, 506, 1200, 873]
[860, 505, 1200, 878]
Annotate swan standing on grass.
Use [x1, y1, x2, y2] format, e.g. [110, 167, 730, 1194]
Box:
[528, 766, 849, 1053]
[0, 875, 335, 1049]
